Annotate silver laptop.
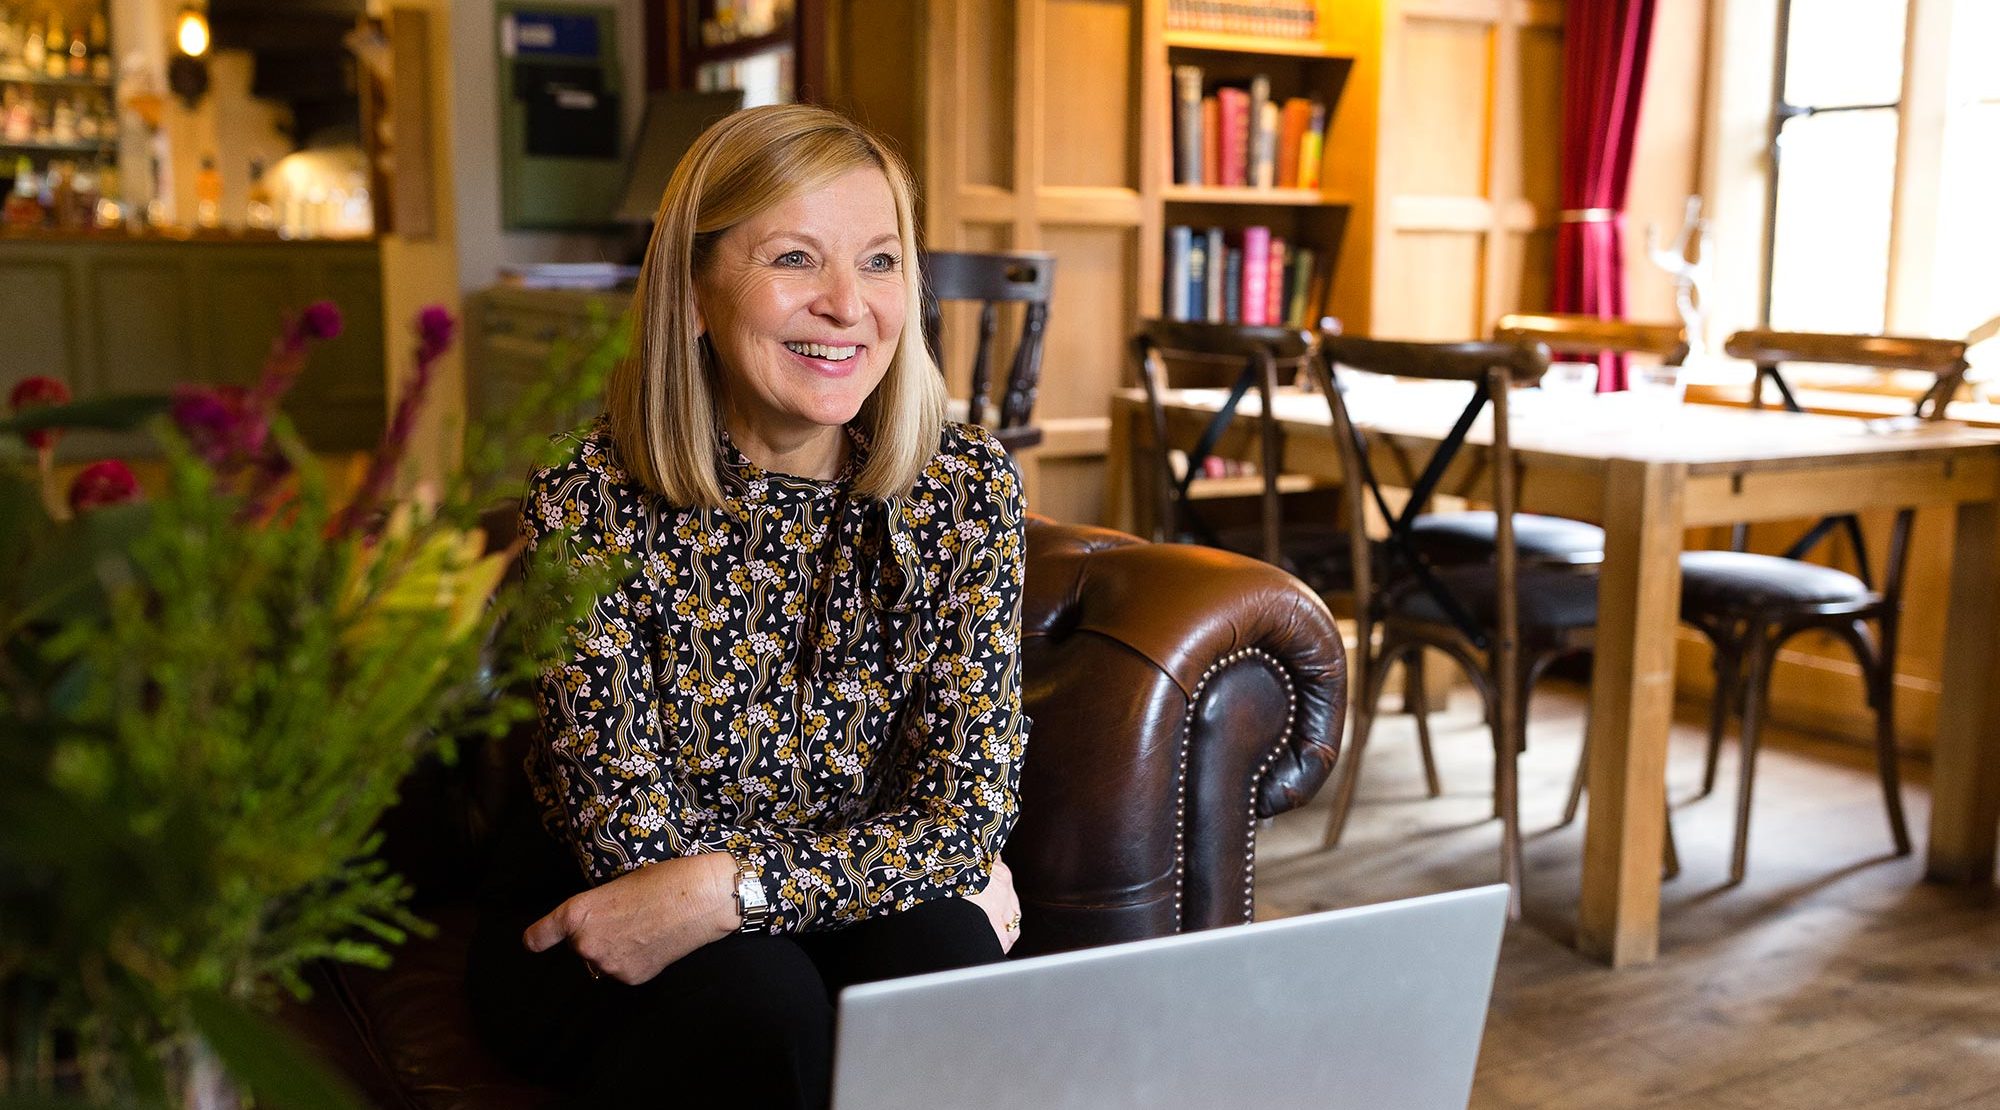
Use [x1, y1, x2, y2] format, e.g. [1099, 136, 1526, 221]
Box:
[832, 884, 1509, 1109]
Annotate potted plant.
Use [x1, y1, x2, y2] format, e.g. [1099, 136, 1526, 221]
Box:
[0, 301, 626, 1107]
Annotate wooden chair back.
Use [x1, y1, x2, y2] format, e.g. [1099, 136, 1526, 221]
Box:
[1494, 312, 1689, 364]
[921, 250, 1056, 452]
[1309, 335, 1550, 728]
[1130, 320, 1318, 564]
[1717, 328, 1971, 602]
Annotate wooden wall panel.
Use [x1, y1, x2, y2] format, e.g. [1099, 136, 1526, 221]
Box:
[1038, 223, 1139, 419]
[1516, 25, 1563, 222]
[1378, 230, 1484, 339]
[1039, 0, 1138, 189]
[1394, 21, 1492, 197]
[959, 0, 1017, 189]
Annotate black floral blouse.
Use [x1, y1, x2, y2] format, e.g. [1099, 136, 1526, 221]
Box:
[519, 420, 1028, 934]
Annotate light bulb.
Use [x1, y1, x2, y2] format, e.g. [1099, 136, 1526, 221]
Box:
[176, 7, 209, 58]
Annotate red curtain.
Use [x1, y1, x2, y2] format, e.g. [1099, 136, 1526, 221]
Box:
[1552, 0, 1658, 391]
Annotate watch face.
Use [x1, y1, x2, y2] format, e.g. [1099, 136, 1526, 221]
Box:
[738, 875, 768, 909]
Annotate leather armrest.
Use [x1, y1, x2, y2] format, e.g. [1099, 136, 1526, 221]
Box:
[1010, 517, 1345, 955]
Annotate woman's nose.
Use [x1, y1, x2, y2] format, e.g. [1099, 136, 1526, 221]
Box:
[812, 267, 865, 325]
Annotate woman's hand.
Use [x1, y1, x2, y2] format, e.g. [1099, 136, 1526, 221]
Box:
[966, 855, 1021, 954]
[523, 852, 740, 985]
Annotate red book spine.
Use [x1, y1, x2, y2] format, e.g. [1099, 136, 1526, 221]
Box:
[1266, 236, 1287, 325]
[1241, 225, 1271, 326]
[1201, 97, 1220, 187]
[1216, 87, 1250, 188]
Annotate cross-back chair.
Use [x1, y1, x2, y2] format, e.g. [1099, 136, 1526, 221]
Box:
[921, 250, 1056, 454]
[1129, 320, 1355, 599]
[1311, 335, 1589, 917]
[1675, 327, 1969, 883]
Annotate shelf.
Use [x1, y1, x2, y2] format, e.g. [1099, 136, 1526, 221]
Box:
[1163, 185, 1351, 207]
[0, 71, 115, 89]
[1163, 29, 1357, 59]
[0, 138, 116, 154]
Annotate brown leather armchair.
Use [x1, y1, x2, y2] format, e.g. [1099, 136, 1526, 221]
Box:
[288, 516, 1346, 1108]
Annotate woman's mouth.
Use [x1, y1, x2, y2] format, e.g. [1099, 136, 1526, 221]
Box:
[783, 341, 859, 362]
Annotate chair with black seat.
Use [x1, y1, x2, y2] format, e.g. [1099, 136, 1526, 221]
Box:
[1397, 313, 1691, 570]
[920, 249, 1056, 454]
[1130, 320, 1350, 597]
[1679, 327, 1970, 884]
[1310, 335, 1594, 917]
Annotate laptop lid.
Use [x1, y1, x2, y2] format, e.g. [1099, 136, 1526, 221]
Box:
[832, 884, 1508, 1110]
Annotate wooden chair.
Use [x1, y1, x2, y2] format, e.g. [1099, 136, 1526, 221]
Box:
[921, 250, 1056, 453]
[1393, 313, 1691, 571]
[1679, 328, 1969, 883]
[1130, 320, 1350, 595]
[1311, 335, 1592, 917]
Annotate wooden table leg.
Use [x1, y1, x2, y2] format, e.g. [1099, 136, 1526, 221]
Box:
[1578, 458, 1687, 967]
[1928, 494, 2000, 884]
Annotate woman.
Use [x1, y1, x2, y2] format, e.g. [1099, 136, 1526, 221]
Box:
[467, 105, 1028, 1109]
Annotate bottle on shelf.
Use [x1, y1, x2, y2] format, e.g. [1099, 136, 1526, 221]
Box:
[42, 10, 64, 78]
[194, 152, 221, 228]
[93, 162, 122, 227]
[245, 157, 275, 230]
[0, 5, 23, 77]
[2, 85, 29, 141]
[87, 12, 109, 81]
[5, 153, 42, 227]
[48, 94, 73, 142]
[21, 13, 44, 75]
[66, 18, 85, 78]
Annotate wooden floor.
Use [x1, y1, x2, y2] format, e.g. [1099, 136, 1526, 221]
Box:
[1253, 681, 2000, 1109]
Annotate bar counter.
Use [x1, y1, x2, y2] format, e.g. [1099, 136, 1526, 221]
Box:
[0, 230, 385, 457]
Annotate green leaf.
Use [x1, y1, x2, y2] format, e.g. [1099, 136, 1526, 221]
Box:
[185, 991, 368, 1110]
[0, 394, 174, 436]
[11, 501, 154, 629]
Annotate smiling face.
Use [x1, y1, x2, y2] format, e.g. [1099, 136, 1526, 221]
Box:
[695, 166, 907, 475]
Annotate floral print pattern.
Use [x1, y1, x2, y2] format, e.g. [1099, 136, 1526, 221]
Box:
[521, 420, 1028, 934]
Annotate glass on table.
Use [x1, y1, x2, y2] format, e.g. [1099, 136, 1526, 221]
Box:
[1628, 364, 1686, 404]
[1540, 360, 1598, 397]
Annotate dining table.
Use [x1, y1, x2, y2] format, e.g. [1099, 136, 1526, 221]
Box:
[1104, 378, 2000, 967]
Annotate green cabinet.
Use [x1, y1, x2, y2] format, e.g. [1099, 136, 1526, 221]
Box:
[0, 236, 385, 459]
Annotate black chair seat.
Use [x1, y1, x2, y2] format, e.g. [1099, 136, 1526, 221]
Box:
[1203, 522, 1354, 596]
[1678, 550, 1874, 617]
[1409, 511, 1606, 566]
[1387, 564, 1599, 637]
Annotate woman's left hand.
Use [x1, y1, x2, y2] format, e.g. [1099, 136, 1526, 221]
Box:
[522, 852, 740, 985]
[966, 855, 1022, 954]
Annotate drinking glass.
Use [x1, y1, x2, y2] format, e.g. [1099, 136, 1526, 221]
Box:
[1629, 364, 1685, 404]
[1540, 361, 1598, 397]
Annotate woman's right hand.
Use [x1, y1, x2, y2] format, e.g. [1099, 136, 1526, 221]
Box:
[522, 851, 739, 984]
[966, 855, 1021, 953]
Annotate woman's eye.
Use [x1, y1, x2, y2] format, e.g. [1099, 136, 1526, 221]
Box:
[774, 250, 811, 267]
[864, 253, 901, 273]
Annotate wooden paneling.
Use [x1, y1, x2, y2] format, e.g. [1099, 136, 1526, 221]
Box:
[1394, 20, 1492, 197]
[1378, 230, 1484, 339]
[93, 260, 199, 393]
[959, 0, 1016, 189]
[1039, 0, 1138, 189]
[1039, 223, 1139, 418]
[0, 260, 77, 390]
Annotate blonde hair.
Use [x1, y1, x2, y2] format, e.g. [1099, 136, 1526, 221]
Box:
[607, 104, 944, 508]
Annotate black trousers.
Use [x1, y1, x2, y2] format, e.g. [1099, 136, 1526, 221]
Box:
[467, 878, 1004, 1110]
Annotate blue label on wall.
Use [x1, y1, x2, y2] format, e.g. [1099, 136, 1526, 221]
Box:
[505, 11, 602, 58]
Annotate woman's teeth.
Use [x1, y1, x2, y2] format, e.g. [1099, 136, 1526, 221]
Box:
[785, 341, 857, 361]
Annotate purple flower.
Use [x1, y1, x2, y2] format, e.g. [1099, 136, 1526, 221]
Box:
[172, 384, 265, 466]
[300, 300, 344, 342]
[9, 375, 71, 451]
[68, 459, 140, 512]
[416, 305, 458, 362]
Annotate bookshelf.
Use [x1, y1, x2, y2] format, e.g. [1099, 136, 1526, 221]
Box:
[1143, 0, 1380, 333]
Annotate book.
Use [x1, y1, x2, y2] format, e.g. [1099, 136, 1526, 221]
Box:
[1286, 247, 1316, 326]
[1200, 97, 1220, 187]
[1166, 225, 1193, 321]
[1247, 75, 1271, 189]
[1266, 235, 1286, 325]
[1254, 100, 1280, 189]
[1216, 86, 1250, 187]
[1205, 227, 1226, 322]
[1173, 65, 1205, 185]
[1297, 100, 1327, 191]
[1222, 247, 1243, 323]
[1277, 97, 1313, 189]
[1187, 227, 1209, 318]
[1241, 225, 1271, 326]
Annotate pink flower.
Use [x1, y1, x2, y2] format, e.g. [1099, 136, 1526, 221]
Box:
[416, 306, 457, 362]
[172, 384, 266, 466]
[9, 376, 71, 451]
[299, 300, 344, 342]
[67, 459, 140, 512]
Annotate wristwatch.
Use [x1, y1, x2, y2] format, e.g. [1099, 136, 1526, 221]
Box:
[732, 853, 771, 934]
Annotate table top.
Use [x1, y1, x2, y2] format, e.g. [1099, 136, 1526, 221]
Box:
[1122, 379, 2000, 475]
